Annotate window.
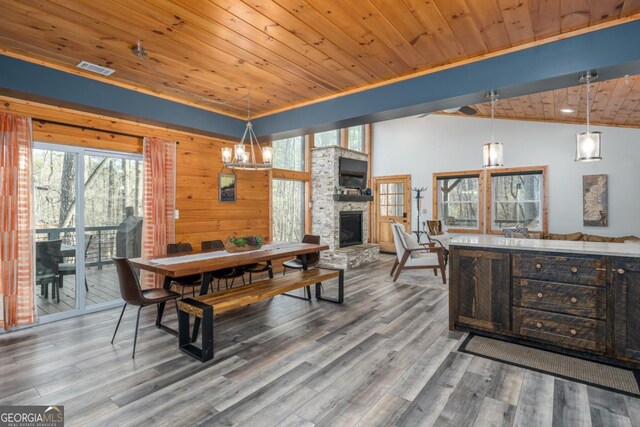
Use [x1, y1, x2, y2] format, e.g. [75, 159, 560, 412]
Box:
[272, 136, 305, 171]
[433, 171, 484, 233]
[489, 167, 547, 233]
[272, 179, 305, 242]
[314, 129, 340, 147]
[347, 125, 365, 152]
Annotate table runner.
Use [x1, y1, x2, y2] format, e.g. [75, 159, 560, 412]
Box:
[149, 242, 306, 265]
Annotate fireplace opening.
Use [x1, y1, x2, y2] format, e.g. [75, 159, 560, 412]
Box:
[339, 211, 363, 248]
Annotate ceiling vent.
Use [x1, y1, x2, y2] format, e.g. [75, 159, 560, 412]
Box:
[76, 60, 115, 76]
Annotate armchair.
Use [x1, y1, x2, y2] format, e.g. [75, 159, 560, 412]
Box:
[390, 221, 447, 284]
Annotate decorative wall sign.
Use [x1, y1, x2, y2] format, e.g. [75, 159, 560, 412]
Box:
[583, 174, 608, 227]
[219, 173, 237, 203]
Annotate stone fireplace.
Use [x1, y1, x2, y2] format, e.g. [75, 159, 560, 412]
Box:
[311, 146, 380, 270]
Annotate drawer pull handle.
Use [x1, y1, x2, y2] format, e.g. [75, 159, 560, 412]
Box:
[570, 328, 577, 336]
[570, 297, 578, 304]
[535, 263, 542, 270]
[617, 268, 625, 275]
[571, 267, 578, 274]
[537, 292, 543, 298]
[536, 322, 543, 328]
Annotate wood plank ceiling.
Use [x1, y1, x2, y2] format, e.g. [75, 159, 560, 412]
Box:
[459, 74, 640, 128]
[0, 0, 639, 118]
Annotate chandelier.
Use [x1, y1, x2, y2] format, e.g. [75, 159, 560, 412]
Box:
[221, 93, 272, 170]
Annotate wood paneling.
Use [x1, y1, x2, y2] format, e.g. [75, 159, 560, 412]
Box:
[0, 0, 639, 117]
[0, 95, 270, 247]
[464, 75, 640, 128]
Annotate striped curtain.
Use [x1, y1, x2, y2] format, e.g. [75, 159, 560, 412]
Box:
[141, 137, 176, 289]
[0, 113, 35, 330]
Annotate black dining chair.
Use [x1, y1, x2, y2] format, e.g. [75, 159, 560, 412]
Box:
[243, 261, 273, 284]
[282, 234, 321, 274]
[166, 243, 201, 297]
[111, 257, 181, 358]
[36, 239, 62, 302]
[201, 240, 246, 290]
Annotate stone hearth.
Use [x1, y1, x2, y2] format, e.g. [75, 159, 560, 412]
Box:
[311, 146, 380, 270]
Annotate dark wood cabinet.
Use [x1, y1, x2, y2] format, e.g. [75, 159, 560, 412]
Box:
[449, 248, 511, 333]
[613, 257, 640, 361]
[450, 244, 640, 369]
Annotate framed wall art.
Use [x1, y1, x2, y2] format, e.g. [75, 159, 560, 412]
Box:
[219, 173, 237, 203]
[583, 174, 608, 227]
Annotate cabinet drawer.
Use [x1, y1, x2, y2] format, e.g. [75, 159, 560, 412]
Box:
[512, 254, 605, 286]
[513, 307, 606, 353]
[513, 279, 605, 319]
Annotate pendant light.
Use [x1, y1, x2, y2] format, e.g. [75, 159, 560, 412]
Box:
[575, 73, 602, 162]
[221, 91, 273, 170]
[483, 90, 503, 168]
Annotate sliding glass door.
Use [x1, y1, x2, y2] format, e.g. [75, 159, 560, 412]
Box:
[33, 143, 143, 322]
[33, 147, 81, 316]
[83, 152, 143, 307]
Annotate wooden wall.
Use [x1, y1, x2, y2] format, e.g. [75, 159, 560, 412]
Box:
[2, 94, 270, 249]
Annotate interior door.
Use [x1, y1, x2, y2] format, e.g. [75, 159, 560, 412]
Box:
[373, 175, 411, 253]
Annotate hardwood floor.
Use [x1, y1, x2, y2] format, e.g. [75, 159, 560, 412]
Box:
[2, 255, 639, 426]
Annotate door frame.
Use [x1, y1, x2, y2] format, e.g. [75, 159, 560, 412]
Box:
[33, 142, 142, 325]
[371, 174, 412, 248]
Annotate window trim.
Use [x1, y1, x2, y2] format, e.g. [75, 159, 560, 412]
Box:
[486, 165, 548, 235]
[432, 169, 485, 234]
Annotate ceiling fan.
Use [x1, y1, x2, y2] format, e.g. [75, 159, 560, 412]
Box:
[417, 105, 478, 118]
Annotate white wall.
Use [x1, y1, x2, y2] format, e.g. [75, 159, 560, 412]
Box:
[372, 114, 640, 237]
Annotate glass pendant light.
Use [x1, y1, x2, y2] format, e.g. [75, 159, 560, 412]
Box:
[576, 73, 602, 162]
[483, 90, 503, 168]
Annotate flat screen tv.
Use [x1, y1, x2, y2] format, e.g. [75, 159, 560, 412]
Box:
[339, 157, 367, 189]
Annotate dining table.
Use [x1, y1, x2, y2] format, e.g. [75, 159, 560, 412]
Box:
[128, 241, 331, 333]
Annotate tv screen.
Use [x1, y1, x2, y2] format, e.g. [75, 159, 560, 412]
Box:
[339, 157, 367, 189]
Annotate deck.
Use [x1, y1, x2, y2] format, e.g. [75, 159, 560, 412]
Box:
[36, 266, 121, 316]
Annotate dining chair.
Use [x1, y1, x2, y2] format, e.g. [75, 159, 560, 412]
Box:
[36, 239, 62, 302]
[111, 257, 181, 358]
[58, 234, 93, 294]
[282, 234, 321, 274]
[166, 243, 201, 297]
[390, 221, 446, 284]
[201, 240, 246, 290]
[282, 234, 320, 300]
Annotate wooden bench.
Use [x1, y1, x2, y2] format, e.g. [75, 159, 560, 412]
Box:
[177, 267, 344, 361]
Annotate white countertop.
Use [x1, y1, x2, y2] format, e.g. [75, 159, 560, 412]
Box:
[450, 235, 640, 258]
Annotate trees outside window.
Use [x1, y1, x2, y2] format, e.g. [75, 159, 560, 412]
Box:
[489, 168, 546, 233]
[314, 130, 340, 147]
[272, 179, 305, 242]
[435, 173, 482, 232]
[272, 136, 305, 171]
[347, 125, 365, 152]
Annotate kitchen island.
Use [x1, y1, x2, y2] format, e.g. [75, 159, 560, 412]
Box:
[449, 235, 640, 368]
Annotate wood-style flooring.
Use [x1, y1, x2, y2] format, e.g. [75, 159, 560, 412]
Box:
[2, 255, 639, 426]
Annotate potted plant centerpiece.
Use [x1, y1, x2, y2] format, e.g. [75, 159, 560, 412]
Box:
[225, 235, 264, 253]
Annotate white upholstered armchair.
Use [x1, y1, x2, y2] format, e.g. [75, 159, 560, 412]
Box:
[390, 221, 447, 284]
